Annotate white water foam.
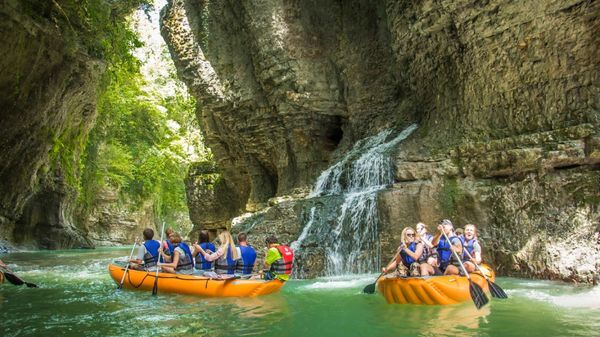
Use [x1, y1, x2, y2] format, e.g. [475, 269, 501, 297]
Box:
[300, 274, 376, 290]
[512, 286, 600, 309]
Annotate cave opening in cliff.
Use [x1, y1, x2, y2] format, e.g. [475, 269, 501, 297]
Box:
[323, 116, 344, 152]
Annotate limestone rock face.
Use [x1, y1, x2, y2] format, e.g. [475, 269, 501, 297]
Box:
[0, 0, 104, 248]
[164, 0, 599, 282]
[185, 161, 246, 234]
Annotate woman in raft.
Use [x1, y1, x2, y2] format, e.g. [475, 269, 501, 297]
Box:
[382, 226, 424, 277]
[195, 230, 240, 275]
[158, 232, 194, 275]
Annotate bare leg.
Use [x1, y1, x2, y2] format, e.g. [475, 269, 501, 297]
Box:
[161, 266, 176, 274]
[444, 265, 460, 275]
[463, 261, 476, 273]
[420, 263, 434, 276]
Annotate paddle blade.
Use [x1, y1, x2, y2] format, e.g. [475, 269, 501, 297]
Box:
[3, 271, 25, 286]
[488, 280, 508, 299]
[362, 282, 376, 294]
[469, 280, 489, 309]
[152, 277, 158, 296]
[25, 282, 38, 288]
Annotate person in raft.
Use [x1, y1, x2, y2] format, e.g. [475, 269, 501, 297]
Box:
[195, 230, 240, 275]
[422, 219, 463, 276]
[416, 222, 435, 261]
[262, 235, 294, 281]
[129, 228, 160, 271]
[158, 232, 194, 275]
[382, 227, 424, 277]
[0, 259, 6, 283]
[192, 229, 216, 275]
[459, 224, 482, 273]
[162, 228, 175, 257]
[234, 232, 257, 278]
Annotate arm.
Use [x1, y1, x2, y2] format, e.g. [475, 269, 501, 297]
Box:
[473, 241, 482, 264]
[420, 235, 434, 249]
[160, 250, 180, 268]
[192, 243, 200, 257]
[431, 225, 443, 246]
[264, 247, 279, 269]
[158, 245, 172, 263]
[402, 243, 423, 261]
[382, 255, 401, 273]
[130, 245, 145, 264]
[201, 245, 226, 262]
[451, 238, 463, 254]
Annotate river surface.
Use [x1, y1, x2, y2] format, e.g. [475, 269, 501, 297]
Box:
[1, 247, 599, 337]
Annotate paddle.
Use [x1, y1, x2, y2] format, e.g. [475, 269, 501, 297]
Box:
[462, 248, 508, 299]
[441, 231, 488, 309]
[363, 251, 400, 294]
[0, 266, 37, 288]
[152, 221, 166, 296]
[117, 238, 138, 290]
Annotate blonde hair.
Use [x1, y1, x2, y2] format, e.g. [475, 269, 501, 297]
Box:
[400, 227, 419, 246]
[218, 230, 240, 260]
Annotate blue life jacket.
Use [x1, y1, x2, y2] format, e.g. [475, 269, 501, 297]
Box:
[174, 243, 194, 272]
[459, 236, 478, 261]
[214, 246, 236, 275]
[165, 240, 174, 255]
[400, 242, 418, 267]
[235, 245, 257, 275]
[143, 240, 160, 268]
[437, 235, 459, 264]
[195, 242, 216, 270]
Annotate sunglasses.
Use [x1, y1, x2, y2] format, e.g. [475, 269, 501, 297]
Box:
[406, 233, 415, 237]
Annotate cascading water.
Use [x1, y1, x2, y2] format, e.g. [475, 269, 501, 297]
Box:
[297, 124, 418, 275]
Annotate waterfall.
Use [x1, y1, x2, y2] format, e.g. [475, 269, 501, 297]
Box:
[291, 206, 316, 252]
[302, 124, 417, 275]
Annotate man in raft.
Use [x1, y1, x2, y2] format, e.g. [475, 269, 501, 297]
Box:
[129, 228, 160, 271]
[235, 233, 257, 278]
[262, 235, 294, 281]
[421, 219, 463, 276]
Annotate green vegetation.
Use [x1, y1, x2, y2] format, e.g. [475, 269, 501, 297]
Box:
[438, 178, 464, 217]
[33, 0, 212, 228]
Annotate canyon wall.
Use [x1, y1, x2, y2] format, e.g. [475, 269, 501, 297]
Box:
[163, 0, 599, 283]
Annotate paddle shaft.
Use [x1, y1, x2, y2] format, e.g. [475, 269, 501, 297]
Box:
[152, 221, 166, 296]
[118, 240, 138, 289]
[363, 251, 400, 293]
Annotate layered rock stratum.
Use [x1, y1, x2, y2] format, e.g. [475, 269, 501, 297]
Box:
[163, 0, 599, 283]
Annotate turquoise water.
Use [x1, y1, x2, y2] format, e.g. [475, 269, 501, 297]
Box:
[1, 247, 599, 337]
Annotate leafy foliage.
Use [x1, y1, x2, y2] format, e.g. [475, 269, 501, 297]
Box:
[73, 1, 210, 226]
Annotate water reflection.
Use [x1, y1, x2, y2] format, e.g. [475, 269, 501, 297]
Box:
[371, 301, 491, 337]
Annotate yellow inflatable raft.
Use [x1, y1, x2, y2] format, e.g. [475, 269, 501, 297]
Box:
[108, 264, 284, 297]
[377, 264, 495, 305]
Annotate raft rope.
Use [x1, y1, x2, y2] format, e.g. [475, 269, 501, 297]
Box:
[120, 267, 242, 289]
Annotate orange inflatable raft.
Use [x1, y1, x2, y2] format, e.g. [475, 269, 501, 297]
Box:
[108, 264, 284, 297]
[377, 264, 495, 305]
